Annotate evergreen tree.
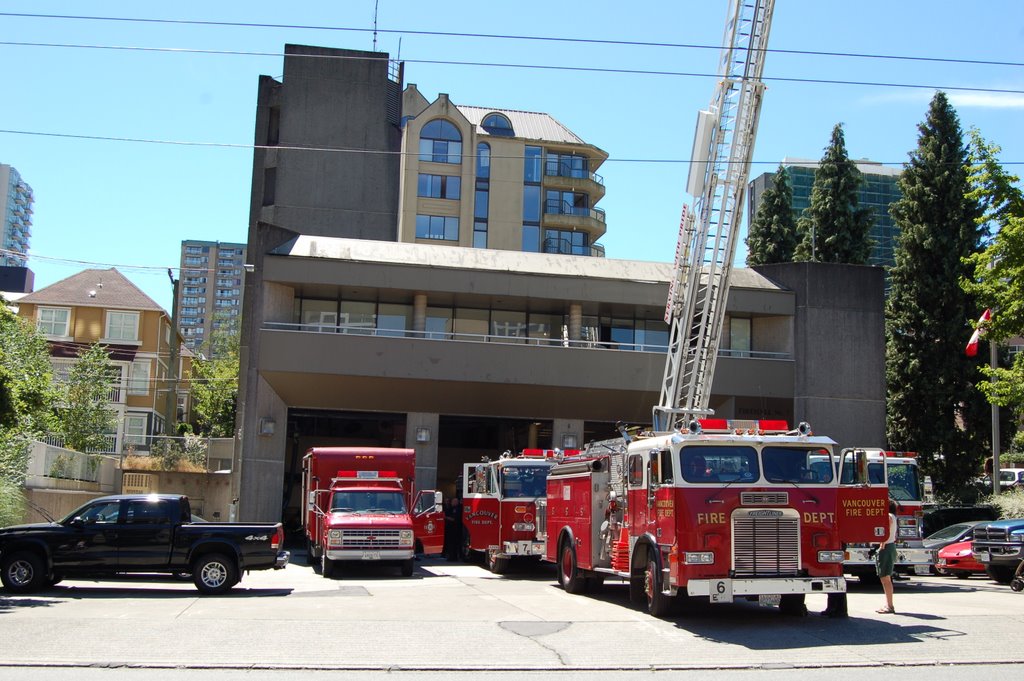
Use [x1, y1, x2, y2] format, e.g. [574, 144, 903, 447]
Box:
[746, 164, 798, 265]
[794, 123, 875, 263]
[57, 343, 118, 454]
[885, 92, 986, 491]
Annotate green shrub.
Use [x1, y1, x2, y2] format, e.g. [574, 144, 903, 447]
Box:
[981, 488, 1024, 519]
[0, 479, 25, 527]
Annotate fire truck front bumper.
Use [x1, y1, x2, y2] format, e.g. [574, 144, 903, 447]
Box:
[845, 546, 934, 574]
[502, 540, 546, 557]
[325, 548, 415, 562]
[686, 576, 846, 603]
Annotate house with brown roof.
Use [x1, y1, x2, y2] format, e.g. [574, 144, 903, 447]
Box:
[17, 268, 190, 454]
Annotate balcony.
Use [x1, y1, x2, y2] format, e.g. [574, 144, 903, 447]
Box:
[544, 166, 606, 201]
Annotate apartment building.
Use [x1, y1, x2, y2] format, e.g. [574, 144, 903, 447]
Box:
[1, 163, 32, 267]
[17, 268, 190, 454]
[177, 240, 247, 356]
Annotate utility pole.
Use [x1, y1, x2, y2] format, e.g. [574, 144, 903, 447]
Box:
[164, 268, 180, 436]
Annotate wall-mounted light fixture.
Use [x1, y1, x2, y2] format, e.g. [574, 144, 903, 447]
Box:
[415, 426, 431, 443]
[562, 433, 578, 449]
[258, 417, 275, 436]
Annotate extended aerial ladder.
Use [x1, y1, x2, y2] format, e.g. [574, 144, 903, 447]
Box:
[653, 0, 776, 432]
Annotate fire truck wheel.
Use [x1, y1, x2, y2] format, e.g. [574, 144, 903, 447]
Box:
[644, 555, 673, 617]
[558, 541, 586, 594]
[401, 558, 414, 577]
[321, 553, 335, 579]
[486, 549, 510, 575]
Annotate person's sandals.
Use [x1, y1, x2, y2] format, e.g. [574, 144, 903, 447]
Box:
[876, 607, 895, 614]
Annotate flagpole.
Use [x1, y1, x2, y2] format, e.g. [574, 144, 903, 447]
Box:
[990, 338, 1001, 497]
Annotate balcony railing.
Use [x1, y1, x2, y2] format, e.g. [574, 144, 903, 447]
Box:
[544, 200, 607, 224]
[263, 321, 792, 359]
[544, 165, 604, 186]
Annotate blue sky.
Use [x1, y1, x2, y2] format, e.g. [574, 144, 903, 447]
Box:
[3, 0, 1022, 311]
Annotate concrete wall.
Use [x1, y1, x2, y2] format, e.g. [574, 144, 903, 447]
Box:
[753, 262, 886, 452]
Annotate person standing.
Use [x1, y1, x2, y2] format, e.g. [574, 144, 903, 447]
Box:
[876, 500, 899, 614]
[443, 497, 463, 562]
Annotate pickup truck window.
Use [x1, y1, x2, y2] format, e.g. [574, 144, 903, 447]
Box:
[125, 500, 172, 524]
[77, 500, 122, 524]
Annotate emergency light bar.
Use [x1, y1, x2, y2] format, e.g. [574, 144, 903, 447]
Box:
[696, 419, 793, 435]
[520, 449, 580, 458]
[335, 470, 400, 479]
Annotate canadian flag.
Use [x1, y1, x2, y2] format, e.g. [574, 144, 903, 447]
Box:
[965, 308, 992, 357]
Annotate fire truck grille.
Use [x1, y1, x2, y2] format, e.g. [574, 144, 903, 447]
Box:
[740, 492, 789, 505]
[341, 529, 402, 548]
[732, 516, 800, 576]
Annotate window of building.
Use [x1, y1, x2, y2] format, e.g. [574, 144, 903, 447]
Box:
[546, 190, 589, 216]
[476, 143, 490, 179]
[262, 167, 276, 206]
[491, 310, 528, 343]
[524, 146, 543, 183]
[378, 304, 412, 338]
[523, 185, 541, 223]
[729, 317, 751, 357]
[415, 214, 459, 241]
[545, 152, 590, 179]
[299, 299, 338, 331]
[454, 308, 489, 340]
[37, 307, 71, 337]
[124, 414, 148, 447]
[339, 301, 376, 334]
[425, 307, 453, 339]
[418, 119, 462, 164]
[522, 224, 540, 252]
[473, 221, 488, 249]
[543, 229, 588, 255]
[528, 313, 565, 345]
[636, 320, 669, 352]
[417, 174, 461, 199]
[105, 311, 139, 342]
[481, 113, 514, 137]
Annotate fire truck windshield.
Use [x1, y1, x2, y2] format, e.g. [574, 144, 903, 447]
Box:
[679, 446, 759, 483]
[500, 465, 549, 497]
[762, 447, 834, 484]
[882, 462, 922, 502]
[330, 490, 406, 514]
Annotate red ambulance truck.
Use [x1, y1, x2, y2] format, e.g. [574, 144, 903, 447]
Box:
[303, 447, 444, 578]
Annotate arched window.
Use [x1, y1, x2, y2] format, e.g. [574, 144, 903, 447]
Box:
[419, 119, 462, 164]
[482, 113, 514, 137]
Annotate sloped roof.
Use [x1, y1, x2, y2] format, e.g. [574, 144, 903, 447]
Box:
[456, 105, 588, 146]
[18, 268, 165, 312]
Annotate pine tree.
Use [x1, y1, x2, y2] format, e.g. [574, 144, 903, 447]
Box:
[794, 123, 874, 263]
[885, 92, 986, 491]
[746, 164, 798, 265]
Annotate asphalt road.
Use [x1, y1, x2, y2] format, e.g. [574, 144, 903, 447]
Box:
[2, 553, 1023, 674]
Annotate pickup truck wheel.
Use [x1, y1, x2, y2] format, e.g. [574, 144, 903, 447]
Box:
[193, 553, 238, 595]
[558, 541, 586, 594]
[986, 565, 1015, 584]
[1, 551, 46, 594]
[401, 558, 414, 577]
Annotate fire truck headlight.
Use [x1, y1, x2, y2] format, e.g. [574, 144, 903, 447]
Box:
[328, 530, 342, 540]
[684, 552, 715, 565]
[512, 522, 536, 532]
[399, 529, 414, 546]
[817, 550, 845, 563]
[898, 527, 918, 538]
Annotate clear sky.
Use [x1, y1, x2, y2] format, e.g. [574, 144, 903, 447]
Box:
[3, 0, 1022, 312]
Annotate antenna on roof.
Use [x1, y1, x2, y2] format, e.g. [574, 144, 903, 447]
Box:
[372, 0, 379, 52]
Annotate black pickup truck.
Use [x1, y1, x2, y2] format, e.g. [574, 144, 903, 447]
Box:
[0, 494, 289, 595]
[971, 518, 1024, 584]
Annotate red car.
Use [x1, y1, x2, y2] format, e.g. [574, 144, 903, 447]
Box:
[936, 540, 986, 578]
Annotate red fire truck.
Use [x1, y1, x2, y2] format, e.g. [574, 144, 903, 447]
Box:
[302, 447, 444, 578]
[541, 420, 890, 616]
[461, 449, 577, 573]
[839, 449, 933, 578]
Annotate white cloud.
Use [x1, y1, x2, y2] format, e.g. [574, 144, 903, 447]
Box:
[947, 92, 1024, 109]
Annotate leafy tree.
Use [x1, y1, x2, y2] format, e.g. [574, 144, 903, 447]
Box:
[57, 343, 118, 454]
[0, 305, 56, 486]
[794, 123, 874, 263]
[746, 164, 798, 265]
[962, 129, 1024, 450]
[190, 317, 240, 437]
[885, 92, 986, 491]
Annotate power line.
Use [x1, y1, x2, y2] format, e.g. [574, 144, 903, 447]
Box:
[2, 12, 1022, 68]
[3, 40, 1022, 96]
[2, 128, 1021, 167]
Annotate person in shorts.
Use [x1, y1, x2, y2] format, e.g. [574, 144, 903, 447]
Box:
[876, 500, 898, 614]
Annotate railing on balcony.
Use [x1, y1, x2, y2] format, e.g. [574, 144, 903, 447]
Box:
[544, 200, 607, 224]
[541, 237, 604, 258]
[544, 164, 604, 186]
[262, 321, 793, 359]
[43, 433, 118, 455]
